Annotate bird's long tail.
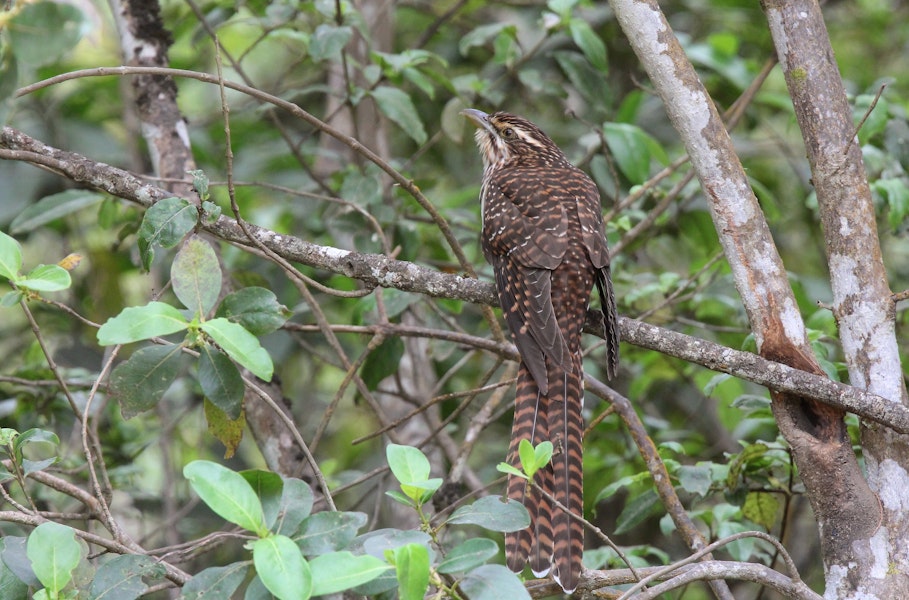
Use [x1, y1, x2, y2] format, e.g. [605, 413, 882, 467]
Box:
[505, 358, 584, 593]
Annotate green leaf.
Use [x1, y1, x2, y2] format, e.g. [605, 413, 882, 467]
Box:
[459, 564, 531, 600]
[386, 444, 431, 485]
[200, 318, 273, 381]
[370, 86, 427, 146]
[447, 496, 530, 532]
[360, 336, 404, 390]
[183, 460, 267, 535]
[7, 1, 89, 67]
[240, 470, 284, 531]
[26, 522, 81, 595]
[393, 543, 429, 600]
[97, 302, 189, 345]
[179, 563, 248, 599]
[17, 264, 71, 292]
[677, 464, 712, 497]
[495, 463, 525, 479]
[253, 535, 312, 600]
[603, 122, 654, 185]
[171, 236, 221, 316]
[594, 471, 650, 504]
[743, 491, 780, 530]
[295, 511, 367, 555]
[9, 190, 105, 235]
[459, 23, 510, 56]
[309, 551, 390, 596]
[569, 19, 607, 72]
[872, 178, 909, 230]
[109, 344, 185, 419]
[137, 197, 197, 270]
[198, 345, 244, 419]
[274, 478, 314, 537]
[89, 554, 165, 600]
[518, 439, 536, 477]
[553, 50, 611, 105]
[309, 24, 352, 62]
[0, 538, 29, 599]
[614, 488, 660, 535]
[215, 287, 290, 336]
[436, 539, 498, 574]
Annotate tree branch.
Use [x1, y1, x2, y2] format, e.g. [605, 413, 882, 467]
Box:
[2, 126, 909, 436]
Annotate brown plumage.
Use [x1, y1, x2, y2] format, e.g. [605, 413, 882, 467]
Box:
[462, 109, 619, 593]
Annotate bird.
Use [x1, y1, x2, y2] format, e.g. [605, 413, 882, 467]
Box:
[462, 109, 619, 593]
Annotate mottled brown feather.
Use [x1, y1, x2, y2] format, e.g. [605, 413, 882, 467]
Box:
[463, 109, 619, 594]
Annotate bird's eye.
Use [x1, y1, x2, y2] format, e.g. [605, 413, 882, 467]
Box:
[502, 127, 516, 140]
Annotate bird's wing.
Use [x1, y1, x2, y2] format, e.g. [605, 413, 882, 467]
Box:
[482, 179, 573, 389]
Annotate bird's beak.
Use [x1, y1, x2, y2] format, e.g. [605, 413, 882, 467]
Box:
[460, 108, 493, 134]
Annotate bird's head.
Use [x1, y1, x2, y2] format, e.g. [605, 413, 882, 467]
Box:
[461, 109, 569, 170]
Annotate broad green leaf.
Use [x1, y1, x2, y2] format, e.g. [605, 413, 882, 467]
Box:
[614, 488, 660, 535]
[21, 457, 56, 477]
[495, 463, 525, 479]
[17, 264, 71, 292]
[179, 563, 248, 599]
[13, 428, 59, 459]
[447, 496, 530, 532]
[459, 23, 510, 56]
[1, 291, 24, 306]
[386, 444, 431, 484]
[240, 470, 284, 531]
[0, 538, 29, 599]
[393, 543, 429, 600]
[7, 1, 89, 67]
[215, 287, 290, 335]
[253, 535, 311, 600]
[743, 491, 780, 530]
[594, 472, 651, 503]
[1, 536, 39, 587]
[518, 439, 535, 476]
[459, 564, 531, 600]
[109, 344, 185, 419]
[677, 464, 712, 497]
[603, 122, 653, 185]
[183, 460, 267, 535]
[9, 190, 104, 235]
[137, 197, 197, 270]
[89, 554, 165, 600]
[361, 336, 404, 391]
[0, 231, 22, 281]
[370, 86, 427, 146]
[873, 178, 909, 230]
[97, 302, 189, 345]
[295, 511, 367, 555]
[553, 50, 611, 105]
[26, 522, 81, 594]
[309, 24, 352, 62]
[200, 318, 273, 381]
[198, 345, 243, 419]
[203, 399, 245, 459]
[274, 478, 315, 537]
[172, 236, 221, 317]
[355, 529, 432, 594]
[569, 19, 607, 72]
[436, 538, 498, 574]
[309, 552, 390, 596]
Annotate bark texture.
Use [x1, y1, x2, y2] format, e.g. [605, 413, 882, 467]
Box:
[763, 1, 909, 597]
[608, 1, 882, 597]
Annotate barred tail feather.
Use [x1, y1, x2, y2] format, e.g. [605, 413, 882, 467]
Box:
[549, 361, 585, 593]
[505, 365, 553, 575]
